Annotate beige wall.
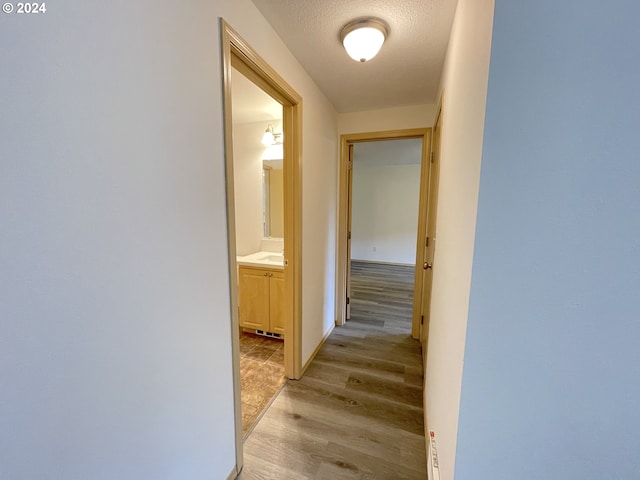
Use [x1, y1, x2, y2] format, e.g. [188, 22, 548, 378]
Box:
[300, 104, 340, 361]
[425, 0, 495, 479]
[338, 104, 436, 134]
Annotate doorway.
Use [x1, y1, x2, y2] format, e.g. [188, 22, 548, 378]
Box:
[229, 65, 287, 438]
[336, 128, 432, 340]
[221, 19, 303, 473]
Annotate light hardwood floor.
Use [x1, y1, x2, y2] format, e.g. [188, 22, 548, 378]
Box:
[238, 261, 425, 479]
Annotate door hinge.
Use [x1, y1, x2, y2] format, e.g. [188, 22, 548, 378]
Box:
[426, 236, 429, 248]
[430, 151, 434, 163]
[421, 315, 424, 325]
[346, 297, 350, 305]
[347, 231, 351, 240]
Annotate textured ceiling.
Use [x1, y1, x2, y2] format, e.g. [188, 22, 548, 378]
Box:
[251, 0, 458, 112]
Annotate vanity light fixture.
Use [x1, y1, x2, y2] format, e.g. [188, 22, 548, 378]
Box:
[340, 18, 389, 63]
[262, 124, 275, 146]
[261, 124, 283, 146]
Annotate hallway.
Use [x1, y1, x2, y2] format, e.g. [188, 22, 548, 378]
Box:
[239, 261, 425, 479]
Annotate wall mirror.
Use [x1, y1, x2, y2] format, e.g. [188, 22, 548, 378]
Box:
[263, 159, 284, 238]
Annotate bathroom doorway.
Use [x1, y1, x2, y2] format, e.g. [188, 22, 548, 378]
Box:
[229, 65, 287, 437]
[221, 19, 303, 472]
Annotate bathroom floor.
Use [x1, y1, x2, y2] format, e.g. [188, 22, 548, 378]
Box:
[239, 332, 286, 436]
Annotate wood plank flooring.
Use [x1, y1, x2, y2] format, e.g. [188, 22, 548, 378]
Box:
[238, 261, 425, 480]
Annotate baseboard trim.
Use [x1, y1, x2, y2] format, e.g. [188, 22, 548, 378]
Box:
[351, 258, 415, 267]
[226, 466, 239, 480]
[300, 324, 334, 376]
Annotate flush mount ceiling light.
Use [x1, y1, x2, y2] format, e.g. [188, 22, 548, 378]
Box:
[261, 124, 283, 146]
[340, 18, 389, 63]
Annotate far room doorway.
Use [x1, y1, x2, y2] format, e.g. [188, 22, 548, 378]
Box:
[349, 138, 423, 333]
[336, 129, 432, 340]
[221, 19, 303, 475]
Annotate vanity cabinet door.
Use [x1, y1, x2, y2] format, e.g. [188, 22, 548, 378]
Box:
[238, 267, 270, 331]
[269, 271, 285, 334]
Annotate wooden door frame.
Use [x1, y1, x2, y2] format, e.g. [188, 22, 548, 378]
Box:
[220, 19, 303, 475]
[335, 128, 432, 340]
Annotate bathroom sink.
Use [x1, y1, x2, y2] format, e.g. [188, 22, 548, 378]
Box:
[262, 254, 283, 262]
[236, 251, 284, 268]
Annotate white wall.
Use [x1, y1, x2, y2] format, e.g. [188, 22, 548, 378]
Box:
[301, 107, 340, 361]
[0, 0, 338, 478]
[351, 163, 421, 264]
[424, 0, 495, 479]
[456, 1, 640, 478]
[338, 104, 436, 134]
[232, 120, 282, 256]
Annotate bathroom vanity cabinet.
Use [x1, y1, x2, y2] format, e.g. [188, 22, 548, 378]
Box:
[238, 265, 284, 335]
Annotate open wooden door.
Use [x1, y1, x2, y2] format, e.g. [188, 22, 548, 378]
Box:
[345, 144, 354, 320]
[420, 107, 443, 347]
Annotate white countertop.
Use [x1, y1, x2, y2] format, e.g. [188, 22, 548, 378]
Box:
[236, 251, 284, 270]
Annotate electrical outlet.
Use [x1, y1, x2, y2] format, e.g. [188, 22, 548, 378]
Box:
[372, 246, 377, 252]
